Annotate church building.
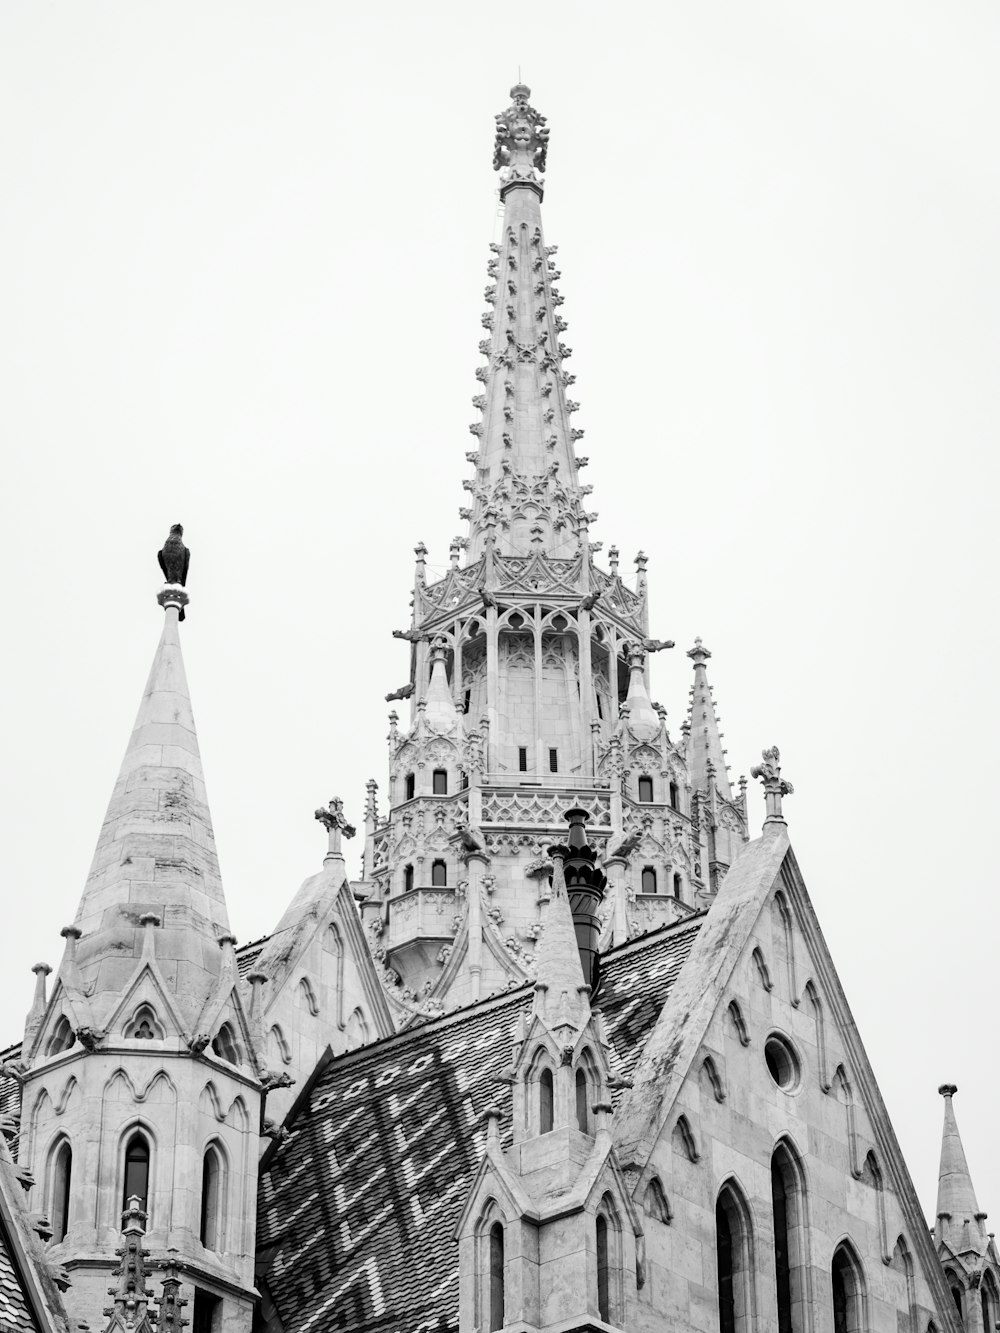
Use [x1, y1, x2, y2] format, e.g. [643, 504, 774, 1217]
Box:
[1, 84, 995, 1333]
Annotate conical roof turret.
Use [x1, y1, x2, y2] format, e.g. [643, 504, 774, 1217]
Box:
[686, 638, 732, 798]
[935, 1083, 987, 1253]
[70, 538, 230, 1026]
[466, 85, 589, 560]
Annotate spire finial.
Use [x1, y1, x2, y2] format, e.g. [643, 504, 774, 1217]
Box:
[156, 524, 190, 621]
[751, 746, 793, 829]
[494, 84, 549, 182]
[314, 797, 356, 859]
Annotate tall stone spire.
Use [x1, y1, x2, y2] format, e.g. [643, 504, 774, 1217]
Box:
[686, 638, 732, 798]
[466, 84, 588, 560]
[71, 548, 230, 1025]
[935, 1084, 987, 1252]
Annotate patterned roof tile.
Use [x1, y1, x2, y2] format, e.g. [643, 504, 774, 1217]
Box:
[257, 917, 701, 1333]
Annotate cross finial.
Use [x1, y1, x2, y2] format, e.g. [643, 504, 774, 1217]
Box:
[314, 797, 356, 858]
[750, 746, 794, 828]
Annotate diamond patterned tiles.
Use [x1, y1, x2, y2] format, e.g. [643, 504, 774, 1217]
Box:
[256, 917, 702, 1333]
[0, 1214, 39, 1333]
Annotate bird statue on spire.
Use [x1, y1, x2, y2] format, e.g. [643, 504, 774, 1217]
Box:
[157, 524, 190, 621]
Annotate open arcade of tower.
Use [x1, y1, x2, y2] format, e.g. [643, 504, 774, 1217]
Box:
[1, 84, 995, 1333]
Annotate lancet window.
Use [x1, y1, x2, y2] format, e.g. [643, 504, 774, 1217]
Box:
[200, 1144, 224, 1251]
[488, 1222, 504, 1331]
[46, 1016, 74, 1056]
[122, 1132, 150, 1215]
[50, 1140, 72, 1243]
[212, 1022, 241, 1064]
[771, 1140, 808, 1333]
[716, 1182, 754, 1333]
[832, 1243, 866, 1333]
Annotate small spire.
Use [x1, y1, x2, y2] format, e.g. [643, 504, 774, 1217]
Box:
[423, 637, 460, 729]
[102, 1196, 154, 1333]
[936, 1084, 986, 1251]
[539, 808, 607, 1005]
[751, 746, 793, 830]
[314, 798, 356, 861]
[622, 642, 660, 741]
[686, 639, 733, 798]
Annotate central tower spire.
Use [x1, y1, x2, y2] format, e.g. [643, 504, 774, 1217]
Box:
[467, 85, 587, 560]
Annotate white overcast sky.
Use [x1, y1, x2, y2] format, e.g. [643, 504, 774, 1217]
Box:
[2, 2, 997, 1223]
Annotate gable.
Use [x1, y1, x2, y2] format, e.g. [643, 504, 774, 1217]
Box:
[255, 917, 701, 1333]
[614, 830, 963, 1332]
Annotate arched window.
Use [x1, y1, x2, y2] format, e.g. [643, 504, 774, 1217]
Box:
[981, 1272, 998, 1333]
[404, 772, 415, 801]
[643, 1176, 671, 1224]
[50, 1141, 72, 1243]
[431, 859, 447, 887]
[641, 866, 657, 894]
[575, 1068, 589, 1133]
[832, 1243, 866, 1333]
[596, 1214, 610, 1322]
[716, 1183, 755, 1333]
[673, 872, 683, 899]
[432, 769, 448, 795]
[122, 1132, 150, 1214]
[539, 1067, 554, 1134]
[638, 775, 654, 803]
[46, 1016, 74, 1056]
[488, 1222, 504, 1332]
[200, 1145, 223, 1251]
[211, 1023, 241, 1064]
[669, 780, 679, 809]
[128, 1004, 162, 1040]
[772, 1141, 808, 1333]
[946, 1272, 963, 1321]
[403, 864, 414, 893]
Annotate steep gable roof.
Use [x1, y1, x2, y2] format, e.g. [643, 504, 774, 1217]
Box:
[0, 1136, 69, 1333]
[255, 916, 702, 1333]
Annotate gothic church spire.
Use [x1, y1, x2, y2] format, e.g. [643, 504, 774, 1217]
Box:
[935, 1083, 987, 1253]
[466, 85, 588, 560]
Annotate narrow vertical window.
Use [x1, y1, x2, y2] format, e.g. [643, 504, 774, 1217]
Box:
[518, 747, 528, 772]
[463, 688, 471, 714]
[717, 1197, 735, 1333]
[673, 872, 682, 899]
[595, 693, 604, 720]
[431, 859, 447, 887]
[489, 1222, 505, 1332]
[123, 1133, 150, 1214]
[638, 775, 653, 802]
[575, 1068, 589, 1132]
[403, 864, 414, 892]
[832, 1244, 864, 1333]
[432, 769, 448, 795]
[200, 1147, 221, 1250]
[548, 748, 558, 773]
[192, 1290, 221, 1333]
[641, 866, 657, 894]
[539, 1068, 554, 1134]
[669, 780, 679, 809]
[772, 1157, 793, 1333]
[51, 1142, 72, 1243]
[596, 1215, 610, 1323]
[404, 772, 415, 801]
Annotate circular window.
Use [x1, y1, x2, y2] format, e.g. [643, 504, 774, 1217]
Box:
[764, 1035, 800, 1090]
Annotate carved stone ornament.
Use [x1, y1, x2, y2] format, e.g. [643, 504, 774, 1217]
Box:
[493, 84, 550, 176]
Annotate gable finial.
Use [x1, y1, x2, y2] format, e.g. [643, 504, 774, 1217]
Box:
[751, 746, 794, 829]
[315, 797, 356, 860]
[494, 84, 549, 191]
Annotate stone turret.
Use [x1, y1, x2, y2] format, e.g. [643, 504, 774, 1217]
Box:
[17, 538, 263, 1333]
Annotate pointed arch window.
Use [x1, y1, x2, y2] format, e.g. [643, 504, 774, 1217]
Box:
[945, 1271, 964, 1321]
[128, 1004, 163, 1040]
[641, 866, 657, 894]
[716, 1182, 755, 1333]
[431, 859, 447, 887]
[832, 1243, 866, 1333]
[211, 1023, 241, 1064]
[539, 1067, 554, 1134]
[596, 1214, 610, 1322]
[575, 1068, 589, 1133]
[46, 1016, 74, 1056]
[50, 1141, 72, 1243]
[771, 1140, 808, 1333]
[200, 1145, 224, 1251]
[638, 775, 654, 803]
[432, 769, 448, 795]
[122, 1132, 150, 1215]
[643, 1176, 672, 1224]
[982, 1272, 998, 1333]
[488, 1222, 505, 1332]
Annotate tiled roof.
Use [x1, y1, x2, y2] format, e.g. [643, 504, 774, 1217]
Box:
[237, 937, 270, 980]
[0, 1214, 40, 1333]
[256, 917, 702, 1333]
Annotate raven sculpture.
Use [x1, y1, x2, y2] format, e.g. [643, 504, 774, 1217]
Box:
[158, 524, 190, 621]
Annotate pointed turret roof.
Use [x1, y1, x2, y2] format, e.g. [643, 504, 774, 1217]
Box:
[686, 638, 732, 798]
[534, 850, 588, 1026]
[466, 85, 589, 561]
[71, 579, 229, 1025]
[935, 1083, 986, 1253]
